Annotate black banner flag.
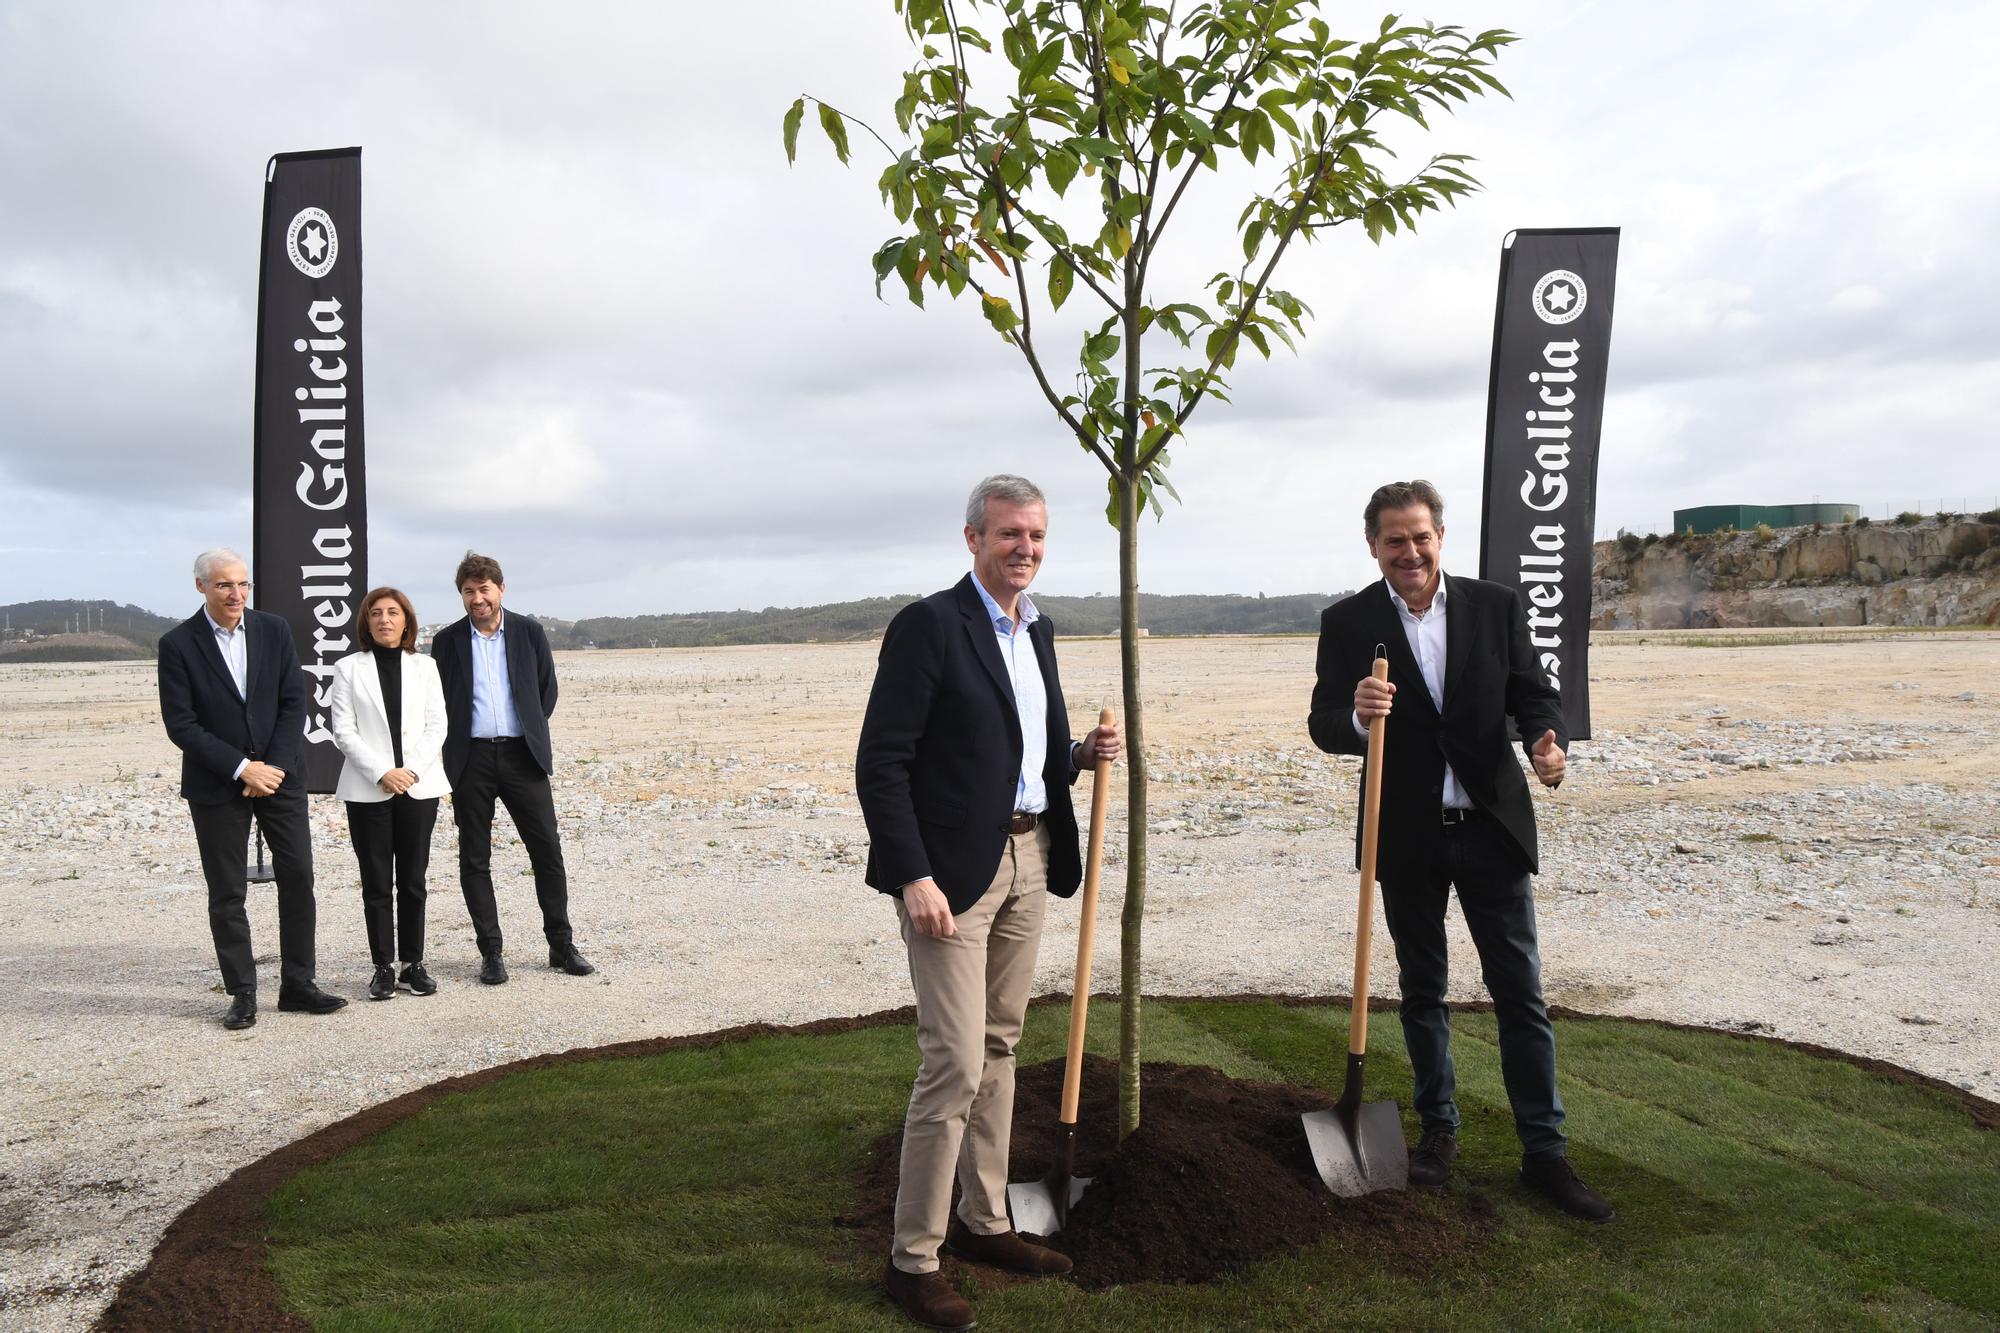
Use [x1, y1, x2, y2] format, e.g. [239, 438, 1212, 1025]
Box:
[1477, 228, 1618, 741]
[252, 148, 367, 794]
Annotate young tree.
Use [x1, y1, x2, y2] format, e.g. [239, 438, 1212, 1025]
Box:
[789, 0, 1513, 1137]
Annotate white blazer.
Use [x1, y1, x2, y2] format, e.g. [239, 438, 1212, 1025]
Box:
[328, 649, 452, 802]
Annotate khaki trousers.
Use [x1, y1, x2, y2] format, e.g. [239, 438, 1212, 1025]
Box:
[890, 823, 1050, 1273]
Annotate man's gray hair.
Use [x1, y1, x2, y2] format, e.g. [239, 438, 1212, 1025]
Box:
[965, 475, 1047, 533]
[193, 548, 248, 582]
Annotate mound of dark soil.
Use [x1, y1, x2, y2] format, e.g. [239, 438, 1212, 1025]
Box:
[842, 1054, 1487, 1287]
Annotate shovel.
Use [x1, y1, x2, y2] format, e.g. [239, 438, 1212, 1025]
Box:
[1007, 706, 1115, 1237]
[1303, 650, 1410, 1196]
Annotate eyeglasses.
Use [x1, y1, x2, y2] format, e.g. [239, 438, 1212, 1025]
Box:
[208, 582, 254, 594]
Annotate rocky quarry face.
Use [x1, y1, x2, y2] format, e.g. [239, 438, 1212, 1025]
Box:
[1591, 519, 2000, 629]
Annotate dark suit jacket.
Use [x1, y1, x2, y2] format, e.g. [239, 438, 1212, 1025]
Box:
[157, 607, 309, 804]
[856, 576, 1083, 915]
[433, 612, 560, 783]
[1307, 574, 1565, 883]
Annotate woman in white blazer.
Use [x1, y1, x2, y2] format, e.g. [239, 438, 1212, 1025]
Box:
[329, 587, 452, 1000]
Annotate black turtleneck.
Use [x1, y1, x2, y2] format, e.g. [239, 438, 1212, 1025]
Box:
[372, 646, 405, 770]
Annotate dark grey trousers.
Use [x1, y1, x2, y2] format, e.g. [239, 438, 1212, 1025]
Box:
[1379, 809, 1567, 1160]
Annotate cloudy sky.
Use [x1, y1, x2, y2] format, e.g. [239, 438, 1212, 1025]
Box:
[3, 0, 1996, 620]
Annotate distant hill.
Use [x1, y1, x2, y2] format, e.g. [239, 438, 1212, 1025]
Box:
[0, 593, 1349, 663]
[559, 591, 1343, 649]
[0, 600, 176, 662]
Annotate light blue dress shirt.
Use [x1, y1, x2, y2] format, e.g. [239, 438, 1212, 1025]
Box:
[971, 574, 1050, 815]
[469, 614, 523, 739]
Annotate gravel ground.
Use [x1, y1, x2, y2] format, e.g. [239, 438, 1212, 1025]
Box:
[2, 633, 1996, 1329]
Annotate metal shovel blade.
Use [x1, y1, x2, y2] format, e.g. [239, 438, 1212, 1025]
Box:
[1007, 1173, 1091, 1238]
[1302, 1099, 1409, 1197]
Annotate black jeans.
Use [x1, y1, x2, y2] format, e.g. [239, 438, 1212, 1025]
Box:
[1379, 809, 1567, 1159]
[454, 738, 572, 955]
[187, 787, 316, 996]
[346, 794, 439, 966]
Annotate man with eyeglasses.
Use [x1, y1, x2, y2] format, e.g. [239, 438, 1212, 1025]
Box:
[158, 548, 345, 1030]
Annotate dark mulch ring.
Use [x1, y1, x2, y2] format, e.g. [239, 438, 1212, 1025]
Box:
[841, 1052, 1490, 1289]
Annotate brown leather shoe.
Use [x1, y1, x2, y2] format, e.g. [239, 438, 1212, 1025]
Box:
[883, 1262, 976, 1330]
[944, 1218, 1074, 1275]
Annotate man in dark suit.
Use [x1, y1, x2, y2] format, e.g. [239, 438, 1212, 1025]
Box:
[1308, 480, 1612, 1222]
[857, 475, 1119, 1331]
[157, 548, 346, 1029]
[432, 552, 592, 984]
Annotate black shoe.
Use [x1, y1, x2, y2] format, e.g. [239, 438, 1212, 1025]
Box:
[400, 962, 438, 996]
[548, 943, 596, 976]
[478, 952, 509, 985]
[276, 983, 349, 1015]
[1408, 1127, 1459, 1190]
[368, 965, 396, 1000]
[222, 993, 257, 1030]
[1520, 1154, 1616, 1222]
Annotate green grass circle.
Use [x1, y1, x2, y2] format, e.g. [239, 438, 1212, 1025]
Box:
[267, 1000, 2000, 1330]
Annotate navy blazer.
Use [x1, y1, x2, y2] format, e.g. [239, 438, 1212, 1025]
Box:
[432, 612, 560, 783]
[1307, 573, 1566, 883]
[157, 607, 309, 804]
[856, 575, 1083, 916]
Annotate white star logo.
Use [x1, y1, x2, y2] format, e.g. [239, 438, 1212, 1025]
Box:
[300, 226, 326, 262]
[1531, 269, 1587, 324]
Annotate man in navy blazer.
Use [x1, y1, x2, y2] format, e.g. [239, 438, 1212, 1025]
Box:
[856, 475, 1119, 1331]
[157, 548, 346, 1029]
[431, 552, 592, 984]
[1308, 480, 1611, 1222]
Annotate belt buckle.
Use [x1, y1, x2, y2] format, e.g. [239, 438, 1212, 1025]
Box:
[1006, 811, 1037, 835]
[1442, 808, 1470, 826]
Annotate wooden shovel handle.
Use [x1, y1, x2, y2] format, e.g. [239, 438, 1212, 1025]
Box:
[1059, 706, 1115, 1126]
[1350, 656, 1389, 1058]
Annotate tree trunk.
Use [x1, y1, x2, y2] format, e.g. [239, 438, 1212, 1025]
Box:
[1116, 466, 1146, 1140]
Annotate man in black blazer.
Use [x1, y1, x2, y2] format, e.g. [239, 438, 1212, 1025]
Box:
[857, 475, 1119, 1331]
[157, 548, 346, 1029]
[432, 552, 592, 983]
[1309, 481, 1612, 1222]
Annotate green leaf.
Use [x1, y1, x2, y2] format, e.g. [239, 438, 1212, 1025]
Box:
[1085, 329, 1120, 364]
[782, 99, 805, 165]
[818, 104, 851, 165]
[871, 238, 904, 300]
[1044, 148, 1079, 196]
[1048, 254, 1075, 311]
[981, 292, 1019, 333]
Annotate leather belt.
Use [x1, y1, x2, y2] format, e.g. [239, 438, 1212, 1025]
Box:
[1005, 811, 1040, 835]
[1441, 807, 1476, 825]
[469, 736, 522, 745]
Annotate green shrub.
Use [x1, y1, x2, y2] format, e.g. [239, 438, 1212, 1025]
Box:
[1752, 522, 1776, 544]
[1895, 510, 1923, 526]
[1617, 531, 1643, 555]
[1642, 532, 1661, 548]
[1947, 528, 1993, 560]
[1812, 520, 1825, 533]
[1856, 515, 1872, 528]
[1980, 508, 2000, 525]
[1662, 530, 1685, 548]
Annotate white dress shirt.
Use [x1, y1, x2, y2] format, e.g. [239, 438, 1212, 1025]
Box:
[971, 573, 1049, 815]
[204, 608, 251, 780]
[1352, 575, 1470, 809]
